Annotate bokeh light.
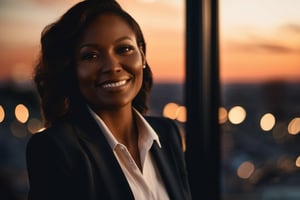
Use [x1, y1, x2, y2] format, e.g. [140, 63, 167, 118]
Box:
[162, 103, 187, 122]
[176, 106, 186, 122]
[228, 106, 246, 125]
[288, 117, 300, 135]
[163, 102, 179, 120]
[0, 105, 5, 123]
[296, 156, 300, 168]
[219, 107, 228, 124]
[237, 161, 255, 179]
[260, 113, 276, 131]
[15, 104, 29, 123]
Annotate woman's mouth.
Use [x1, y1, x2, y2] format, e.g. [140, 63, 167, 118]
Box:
[102, 80, 127, 89]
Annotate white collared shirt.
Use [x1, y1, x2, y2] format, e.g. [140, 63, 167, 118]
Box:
[89, 107, 170, 200]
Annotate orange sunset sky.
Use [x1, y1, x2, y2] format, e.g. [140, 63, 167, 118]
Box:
[0, 0, 299, 83]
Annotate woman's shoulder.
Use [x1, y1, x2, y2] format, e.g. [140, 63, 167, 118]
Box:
[145, 116, 184, 149]
[145, 115, 177, 127]
[145, 116, 180, 133]
[27, 120, 77, 150]
[30, 120, 71, 138]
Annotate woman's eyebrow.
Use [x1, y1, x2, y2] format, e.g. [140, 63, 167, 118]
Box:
[78, 43, 99, 50]
[114, 36, 134, 43]
[79, 36, 135, 50]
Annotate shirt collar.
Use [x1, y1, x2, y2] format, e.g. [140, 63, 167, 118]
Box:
[88, 106, 162, 150]
[133, 108, 162, 148]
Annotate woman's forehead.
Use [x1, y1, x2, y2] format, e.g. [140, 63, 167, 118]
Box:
[81, 14, 136, 41]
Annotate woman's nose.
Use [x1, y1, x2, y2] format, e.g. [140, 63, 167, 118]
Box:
[101, 54, 122, 73]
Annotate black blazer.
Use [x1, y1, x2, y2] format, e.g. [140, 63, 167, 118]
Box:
[26, 107, 192, 200]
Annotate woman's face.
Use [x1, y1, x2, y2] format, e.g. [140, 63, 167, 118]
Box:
[75, 14, 144, 112]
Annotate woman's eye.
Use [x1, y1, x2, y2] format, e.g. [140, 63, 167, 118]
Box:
[116, 46, 134, 55]
[81, 52, 99, 61]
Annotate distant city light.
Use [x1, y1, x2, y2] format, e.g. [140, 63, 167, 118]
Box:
[237, 161, 255, 179]
[219, 107, 228, 124]
[260, 113, 276, 131]
[296, 156, 300, 168]
[163, 103, 187, 122]
[288, 117, 300, 135]
[176, 106, 186, 122]
[163, 102, 179, 120]
[0, 105, 5, 123]
[15, 104, 29, 123]
[228, 106, 246, 125]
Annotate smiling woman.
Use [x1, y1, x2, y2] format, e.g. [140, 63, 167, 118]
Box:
[2, 0, 299, 199]
[25, 1, 191, 200]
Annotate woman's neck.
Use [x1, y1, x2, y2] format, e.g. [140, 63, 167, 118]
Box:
[96, 106, 142, 170]
[96, 106, 135, 144]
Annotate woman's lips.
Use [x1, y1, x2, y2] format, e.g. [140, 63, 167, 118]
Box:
[101, 79, 128, 88]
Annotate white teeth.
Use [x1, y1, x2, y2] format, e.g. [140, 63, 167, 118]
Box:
[102, 80, 127, 88]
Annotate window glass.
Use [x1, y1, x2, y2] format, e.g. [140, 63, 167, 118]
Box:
[220, 0, 300, 199]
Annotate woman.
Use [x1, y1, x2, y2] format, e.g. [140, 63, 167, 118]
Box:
[26, 0, 191, 200]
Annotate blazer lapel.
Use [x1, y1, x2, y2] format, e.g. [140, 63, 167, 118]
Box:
[149, 122, 186, 200]
[79, 132, 134, 200]
[71, 107, 135, 200]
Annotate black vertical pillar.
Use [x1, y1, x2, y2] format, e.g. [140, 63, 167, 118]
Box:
[185, 0, 220, 199]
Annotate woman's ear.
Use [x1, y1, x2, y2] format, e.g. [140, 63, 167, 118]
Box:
[139, 46, 146, 66]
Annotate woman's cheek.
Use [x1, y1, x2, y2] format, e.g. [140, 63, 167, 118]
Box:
[76, 64, 94, 81]
[126, 53, 144, 71]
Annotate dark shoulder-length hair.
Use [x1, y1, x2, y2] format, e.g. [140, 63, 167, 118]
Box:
[34, 0, 153, 127]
